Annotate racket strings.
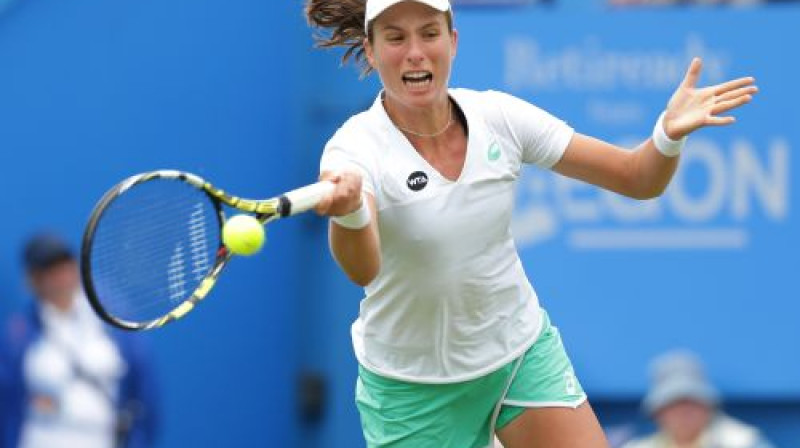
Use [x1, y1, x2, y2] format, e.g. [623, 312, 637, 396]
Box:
[88, 179, 220, 324]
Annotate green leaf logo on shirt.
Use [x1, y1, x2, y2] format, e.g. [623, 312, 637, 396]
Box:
[488, 143, 501, 161]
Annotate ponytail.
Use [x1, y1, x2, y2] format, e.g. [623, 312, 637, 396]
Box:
[305, 0, 373, 76]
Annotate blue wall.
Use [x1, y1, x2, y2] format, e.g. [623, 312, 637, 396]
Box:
[0, 0, 309, 446]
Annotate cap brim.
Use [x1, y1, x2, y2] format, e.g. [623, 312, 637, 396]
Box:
[365, 0, 451, 31]
[643, 377, 719, 414]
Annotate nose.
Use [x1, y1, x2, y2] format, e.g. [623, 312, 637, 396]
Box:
[406, 36, 424, 65]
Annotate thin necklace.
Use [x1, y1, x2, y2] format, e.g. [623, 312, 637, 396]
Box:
[385, 99, 454, 138]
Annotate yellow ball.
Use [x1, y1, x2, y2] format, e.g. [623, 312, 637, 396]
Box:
[222, 214, 265, 256]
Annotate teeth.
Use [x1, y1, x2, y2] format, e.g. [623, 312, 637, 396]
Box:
[405, 78, 431, 87]
[403, 71, 431, 80]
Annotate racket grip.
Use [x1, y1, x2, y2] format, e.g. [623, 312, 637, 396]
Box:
[282, 181, 335, 216]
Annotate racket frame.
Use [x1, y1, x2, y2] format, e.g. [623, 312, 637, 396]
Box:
[81, 170, 328, 331]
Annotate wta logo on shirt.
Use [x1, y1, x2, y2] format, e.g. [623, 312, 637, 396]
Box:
[407, 171, 429, 191]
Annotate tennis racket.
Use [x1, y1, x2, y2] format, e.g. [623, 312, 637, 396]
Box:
[81, 170, 333, 331]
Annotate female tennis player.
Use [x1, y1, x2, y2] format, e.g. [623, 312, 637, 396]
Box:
[307, 0, 756, 446]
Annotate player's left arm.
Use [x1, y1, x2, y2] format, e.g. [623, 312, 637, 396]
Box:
[552, 57, 757, 199]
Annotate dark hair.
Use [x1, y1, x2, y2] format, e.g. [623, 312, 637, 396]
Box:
[22, 233, 74, 273]
[305, 0, 371, 75]
[305, 0, 453, 77]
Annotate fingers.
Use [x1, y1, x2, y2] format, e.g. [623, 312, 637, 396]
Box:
[715, 85, 758, 103]
[682, 57, 703, 88]
[319, 170, 342, 184]
[705, 83, 757, 123]
[335, 170, 363, 198]
[704, 116, 737, 127]
[713, 76, 756, 96]
[316, 169, 363, 216]
[670, 59, 756, 132]
[712, 93, 754, 116]
[313, 195, 333, 215]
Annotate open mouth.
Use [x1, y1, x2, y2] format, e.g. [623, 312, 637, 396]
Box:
[402, 71, 433, 89]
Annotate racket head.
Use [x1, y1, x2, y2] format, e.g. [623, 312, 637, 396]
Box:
[81, 171, 228, 331]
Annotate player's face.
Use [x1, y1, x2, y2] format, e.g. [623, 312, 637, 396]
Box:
[365, 2, 456, 110]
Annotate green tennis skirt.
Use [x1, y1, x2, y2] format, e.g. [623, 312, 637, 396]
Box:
[355, 309, 588, 448]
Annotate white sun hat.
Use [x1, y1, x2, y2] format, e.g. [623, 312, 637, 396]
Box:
[643, 350, 720, 415]
[365, 0, 451, 31]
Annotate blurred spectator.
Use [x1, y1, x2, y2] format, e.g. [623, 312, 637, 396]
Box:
[0, 233, 159, 448]
[622, 350, 775, 448]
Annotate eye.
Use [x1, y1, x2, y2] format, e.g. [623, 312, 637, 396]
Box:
[422, 29, 440, 40]
[385, 34, 403, 44]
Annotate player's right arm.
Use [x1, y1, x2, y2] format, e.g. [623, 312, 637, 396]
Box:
[317, 170, 381, 287]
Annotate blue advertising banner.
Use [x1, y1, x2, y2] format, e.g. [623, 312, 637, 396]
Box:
[451, 7, 797, 397]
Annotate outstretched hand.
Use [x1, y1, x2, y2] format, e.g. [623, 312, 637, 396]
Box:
[663, 57, 758, 140]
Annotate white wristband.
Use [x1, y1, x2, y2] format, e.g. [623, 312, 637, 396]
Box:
[652, 112, 687, 157]
[332, 194, 371, 230]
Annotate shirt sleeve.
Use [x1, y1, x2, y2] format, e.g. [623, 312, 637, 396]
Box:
[483, 90, 574, 169]
[319, 124, 379, 196]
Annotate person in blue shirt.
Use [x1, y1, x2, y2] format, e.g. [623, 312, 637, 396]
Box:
[0, 233, 160, 448]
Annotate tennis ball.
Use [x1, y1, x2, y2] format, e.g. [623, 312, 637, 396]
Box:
[222, 214, 265, 256]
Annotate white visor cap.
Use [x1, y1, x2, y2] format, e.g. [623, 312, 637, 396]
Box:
[365, 0, 451, 32]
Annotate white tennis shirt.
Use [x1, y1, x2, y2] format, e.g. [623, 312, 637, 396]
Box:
[20, 295, 124, 448]
[320, 88, 574, 383]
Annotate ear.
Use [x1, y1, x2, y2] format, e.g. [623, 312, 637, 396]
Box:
[450, 28, 458, 60]
[364, 37, 377, 69]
